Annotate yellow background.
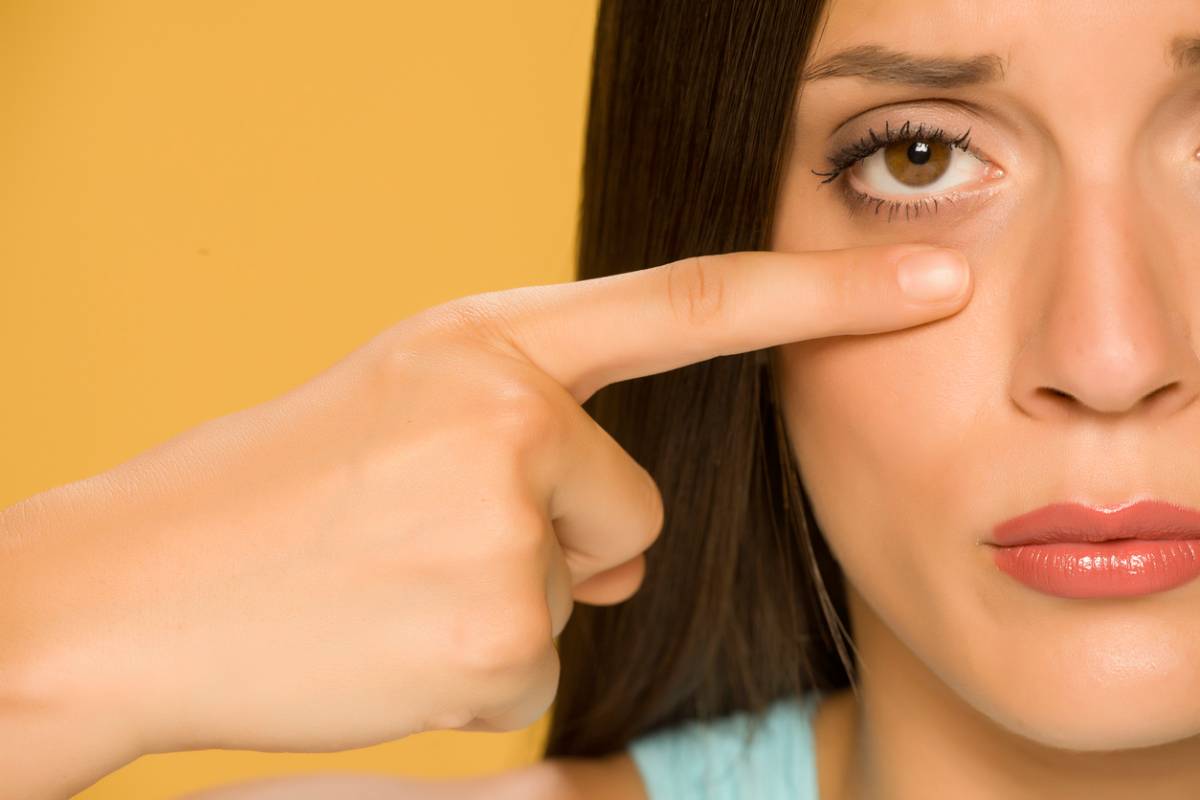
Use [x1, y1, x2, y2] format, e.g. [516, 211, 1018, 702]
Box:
[1, 1, 598, 796]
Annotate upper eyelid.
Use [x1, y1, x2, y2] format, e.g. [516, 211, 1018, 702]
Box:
[822, 120, 987, 175]
[822, 94, 1013, 152]
[820, 97, 998, 147]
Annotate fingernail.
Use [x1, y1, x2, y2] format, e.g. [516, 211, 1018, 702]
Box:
[895, 248, 969, 302]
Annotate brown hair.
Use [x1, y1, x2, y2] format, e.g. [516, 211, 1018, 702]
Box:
[545, 0, 855, 757]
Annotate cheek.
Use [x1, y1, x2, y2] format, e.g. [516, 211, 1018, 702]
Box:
[776, 327, 980, 535]
[771, 325, 994, 632]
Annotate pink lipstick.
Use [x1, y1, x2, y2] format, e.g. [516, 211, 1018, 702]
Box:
[988, 500, 1200, 599]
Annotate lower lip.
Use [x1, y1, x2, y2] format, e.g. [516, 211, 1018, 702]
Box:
[991, 539, 1200, 599]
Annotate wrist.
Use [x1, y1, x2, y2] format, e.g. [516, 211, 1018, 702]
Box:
[0, 671, 143, 799]
[0, 481, 159, 795]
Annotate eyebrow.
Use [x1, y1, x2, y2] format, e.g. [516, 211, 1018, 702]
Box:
[800, 44, 1004, 88]
[801, 35, 1200, 89]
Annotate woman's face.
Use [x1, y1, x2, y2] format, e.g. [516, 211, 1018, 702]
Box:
[772, 0, 1200, 750]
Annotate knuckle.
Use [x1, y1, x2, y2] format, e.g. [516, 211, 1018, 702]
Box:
[487, 502, 549, 562]
[414, 295, 505, 339]
[475, 649, 560, 734]
[384, 296, 522, 369]
[486, 378, 568, 453]
[461, 601, 553, 675]
[666, 254, 728, 329]
[512, 655, 562, 730]
[414, 293, 538, 360]
[369, 310, 477, 392]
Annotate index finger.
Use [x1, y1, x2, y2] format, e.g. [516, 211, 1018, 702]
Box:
[473, 243, 972, 404]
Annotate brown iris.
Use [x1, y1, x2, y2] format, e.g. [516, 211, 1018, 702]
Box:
[883, 139, 952, 187]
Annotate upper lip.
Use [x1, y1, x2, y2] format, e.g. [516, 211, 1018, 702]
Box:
[989, 499, 1200, 546]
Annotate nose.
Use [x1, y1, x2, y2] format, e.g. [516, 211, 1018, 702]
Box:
[1009, 179, 1200, 421]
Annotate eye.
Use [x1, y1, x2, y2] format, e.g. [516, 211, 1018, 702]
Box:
[812, 120, 1001, 223]
[857, 135, 985, 195]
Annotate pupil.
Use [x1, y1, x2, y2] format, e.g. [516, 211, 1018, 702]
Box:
[908, 141, 931, 165]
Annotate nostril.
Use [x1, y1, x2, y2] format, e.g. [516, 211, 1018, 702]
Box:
[1144, 381, 1179, 404]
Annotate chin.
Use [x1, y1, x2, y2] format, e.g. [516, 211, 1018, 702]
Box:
[962, 624, 1200, 752]
[990, 693, 1200, 752]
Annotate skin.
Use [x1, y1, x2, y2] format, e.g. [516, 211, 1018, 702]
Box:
[13, 0, 1200, 798]
[199, 0, 1200, 797]
[2, 236, 966, 796]
[773, 0, 1200, 798]
[410, 0, 1200, 796]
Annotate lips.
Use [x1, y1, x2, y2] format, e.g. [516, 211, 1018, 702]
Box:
[988, 499, 1200, 599]
[989, 499, 1200, 547]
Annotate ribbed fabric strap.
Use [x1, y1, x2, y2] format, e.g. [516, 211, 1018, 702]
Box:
[627, 691, 824, 800]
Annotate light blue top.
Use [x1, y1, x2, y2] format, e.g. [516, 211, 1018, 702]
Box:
[627, 690, 825, 800]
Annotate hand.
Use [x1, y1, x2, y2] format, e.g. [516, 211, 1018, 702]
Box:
[3, 243, 971, 764]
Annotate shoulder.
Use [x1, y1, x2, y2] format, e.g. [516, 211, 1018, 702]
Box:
[178, 752, 647, 800]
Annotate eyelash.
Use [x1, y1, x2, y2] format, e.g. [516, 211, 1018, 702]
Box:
[811, 120, 985, 223]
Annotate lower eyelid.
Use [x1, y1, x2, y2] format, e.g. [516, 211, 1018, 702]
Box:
[836, 175, 1004, 223]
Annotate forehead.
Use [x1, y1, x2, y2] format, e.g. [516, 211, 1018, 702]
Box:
[801, 0, 1200, 144]
[809, 0, 1200, 86]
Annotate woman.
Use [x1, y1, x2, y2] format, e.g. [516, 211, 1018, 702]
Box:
[7, 0, 1200, 797]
